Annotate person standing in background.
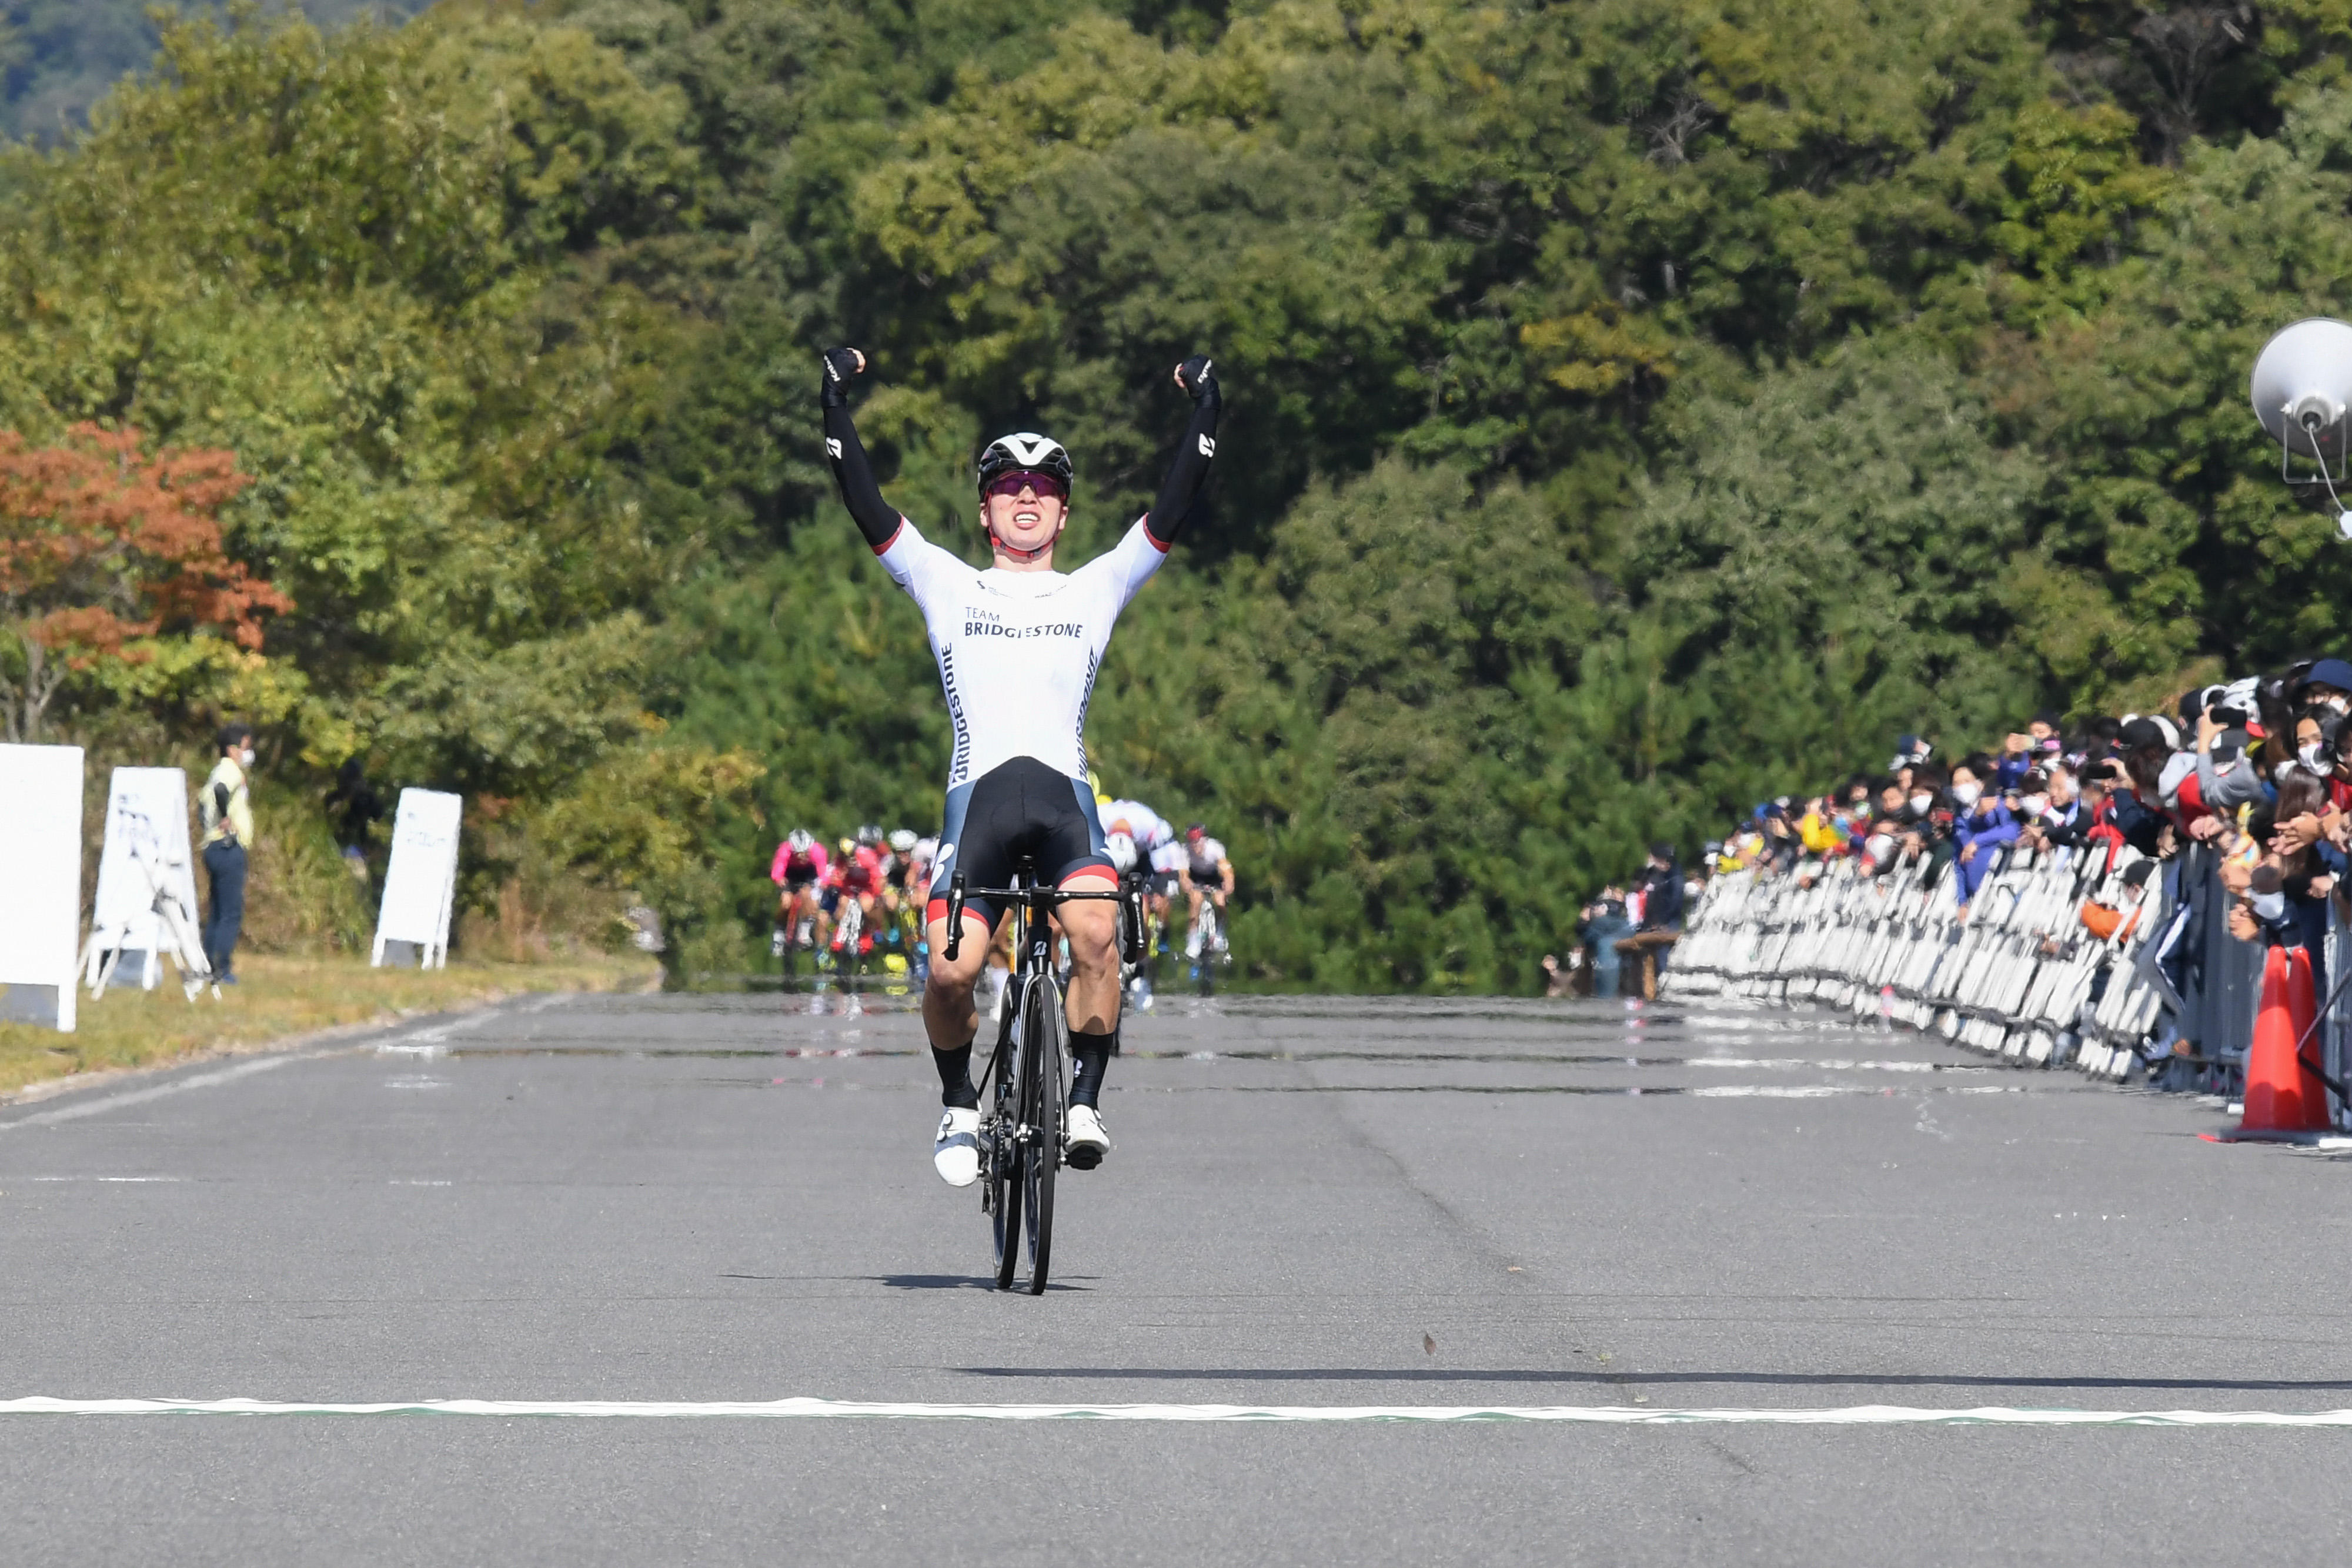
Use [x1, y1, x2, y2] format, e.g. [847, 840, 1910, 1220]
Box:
[325, 758, 383, 883]
[1638, 843, 1685, 932]
[200, 723, 256, 984]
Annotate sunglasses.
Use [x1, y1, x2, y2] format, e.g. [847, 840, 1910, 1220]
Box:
[982, 470, 1069, 501]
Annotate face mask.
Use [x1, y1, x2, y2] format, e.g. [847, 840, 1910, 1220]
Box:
[1909, 794, 1932, 814]
[1865, 834, 1893, 862]
[1952, 782, 1983, 808]
[2253, 890, 2287, 924]
[2325, 696, 2350, 716]
[240, 748, 255, 768]
[2300, 743, 2328, 772]
[2022, 794, 2049, 817]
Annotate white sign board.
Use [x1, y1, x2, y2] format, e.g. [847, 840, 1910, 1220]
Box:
[86, 767, 201, 991]
[0, 743, 85, 1031]
[373, 788, 462, 969]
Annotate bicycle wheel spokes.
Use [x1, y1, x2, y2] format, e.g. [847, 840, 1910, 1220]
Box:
[1021, 972, 1065, 1296]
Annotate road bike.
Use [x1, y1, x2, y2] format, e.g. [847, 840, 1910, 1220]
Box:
[772, 887, 823, 982]
[1187, 894, 1227, 996]
[888, 891, 929, 986]
[943, 862, 1145, 1294]
[1121, 874, 1163, 1008]
[830, 893, 867, 987]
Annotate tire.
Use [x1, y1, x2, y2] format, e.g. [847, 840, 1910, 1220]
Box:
[1021, 973, 1064, 1296]
[1194, 902, 1218, 997]
[834, 902, 863, 988]
[988, 979, 1024, 1291]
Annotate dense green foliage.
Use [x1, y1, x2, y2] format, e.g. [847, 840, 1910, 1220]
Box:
[9, 0, 2352, 987]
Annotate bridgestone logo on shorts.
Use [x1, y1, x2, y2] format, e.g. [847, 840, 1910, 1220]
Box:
[965, 621, 1085, 638]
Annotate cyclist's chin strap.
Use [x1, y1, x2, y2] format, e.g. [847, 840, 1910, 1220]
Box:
[987, 521, 1063, 564]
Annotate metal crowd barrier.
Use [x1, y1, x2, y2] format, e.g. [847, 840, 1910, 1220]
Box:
[1662, 843, 2344, 1124]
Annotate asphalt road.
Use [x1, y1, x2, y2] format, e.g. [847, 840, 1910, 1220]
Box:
[4, 984, 2350, 1565]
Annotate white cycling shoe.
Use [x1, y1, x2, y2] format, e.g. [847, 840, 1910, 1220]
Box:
[1065, 1104, 1109, 1171]
[933, 1107, 981, 1187]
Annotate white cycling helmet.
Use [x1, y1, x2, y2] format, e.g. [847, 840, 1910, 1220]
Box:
[977, 433, 1073, 494]
[786, 828, 815, 853]
[888, 828, 917, 853]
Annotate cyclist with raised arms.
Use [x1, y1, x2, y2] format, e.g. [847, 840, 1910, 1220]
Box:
[820, 345, 1221, 1182]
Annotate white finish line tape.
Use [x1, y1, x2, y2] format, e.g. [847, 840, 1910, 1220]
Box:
[4, 1399, 2350, 1427]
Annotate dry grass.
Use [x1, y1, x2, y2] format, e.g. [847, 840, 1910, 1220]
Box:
[0, 951, 660, 1100]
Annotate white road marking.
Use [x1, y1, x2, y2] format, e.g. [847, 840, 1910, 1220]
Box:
[1, 1398, 2348, 1427]
[1688, 1059, 1986, 1073]
[2, 999, 544, 1131]
[25, 1176, 185, 1183]
[0, 1054, 324, 1132]
[375, 1008, 511, 1059]
[1690, 1085, 2024, 1098]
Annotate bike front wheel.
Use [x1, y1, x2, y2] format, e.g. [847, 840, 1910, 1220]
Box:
[987, 978, 1025, 1290]
[1019, 972, 1065, 1296]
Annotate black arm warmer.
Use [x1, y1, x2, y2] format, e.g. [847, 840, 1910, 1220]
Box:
[823, 399, 902, 552]
[1144, 363, 1221, 550]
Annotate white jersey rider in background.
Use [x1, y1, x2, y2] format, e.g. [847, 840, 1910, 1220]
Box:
[1103, 796, 1178, 916]
[1178, 823, 1234, 957]
[820, 345, 1221, 1183]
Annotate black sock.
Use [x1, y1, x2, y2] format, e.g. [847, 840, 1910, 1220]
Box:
[934, 1039, 978, 1109]
[1070, 1027, 1115, 1108]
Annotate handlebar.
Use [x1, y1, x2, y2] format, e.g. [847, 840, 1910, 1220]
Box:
[939, 872, 1127, 964]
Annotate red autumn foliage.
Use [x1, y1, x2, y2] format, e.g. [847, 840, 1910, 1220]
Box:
[0, 424, 289, 739]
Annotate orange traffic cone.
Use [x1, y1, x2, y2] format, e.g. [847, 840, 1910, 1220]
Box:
[2236, 945, 2332, 1136]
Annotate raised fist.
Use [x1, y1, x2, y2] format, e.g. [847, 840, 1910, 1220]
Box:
[820, 347, 867, 407]
[1173, 354, 1217, 402]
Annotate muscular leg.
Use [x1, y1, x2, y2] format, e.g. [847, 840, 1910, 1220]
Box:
[1058, 898, 1121, 1034]
[923, 911, 996, 1056]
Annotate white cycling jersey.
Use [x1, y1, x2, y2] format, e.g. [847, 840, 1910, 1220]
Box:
[877, 519, 1167, 790]
[1185, 837, 1228, 879]
[1102, 798, 1174, 854]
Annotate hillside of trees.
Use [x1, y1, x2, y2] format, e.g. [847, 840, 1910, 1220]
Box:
[5, 0, 2352, 989]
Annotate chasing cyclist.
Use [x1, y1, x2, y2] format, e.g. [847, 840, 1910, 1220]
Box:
[820, 344, 1220, 1183]
[827, 828, 888, 961]
[1178, 823, 1234, 958]
[770, 828, 829, 958]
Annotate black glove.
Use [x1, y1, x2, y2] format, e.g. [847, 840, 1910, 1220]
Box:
[1175, 354, 1218, 404]
[819, 347, 866, 409]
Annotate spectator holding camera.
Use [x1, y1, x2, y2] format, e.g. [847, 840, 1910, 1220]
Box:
[1950, 755, 2020, 905]
[1578, 888, 1635, 998]
[2104, 716, 2179, 857]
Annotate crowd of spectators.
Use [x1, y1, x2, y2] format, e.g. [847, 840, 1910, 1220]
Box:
[1539, 658, 2352, 1001]
[1693, 659, 2352, 1007]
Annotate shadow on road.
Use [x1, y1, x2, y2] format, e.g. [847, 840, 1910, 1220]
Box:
[878, 1275, 1093, 1293]
[954, 1366, 2352, 1392]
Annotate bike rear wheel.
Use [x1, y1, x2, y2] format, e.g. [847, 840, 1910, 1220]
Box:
[1020, 972, 1065, 1295]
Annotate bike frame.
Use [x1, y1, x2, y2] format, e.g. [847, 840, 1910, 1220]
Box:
[944, 865, 1145, 1293]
